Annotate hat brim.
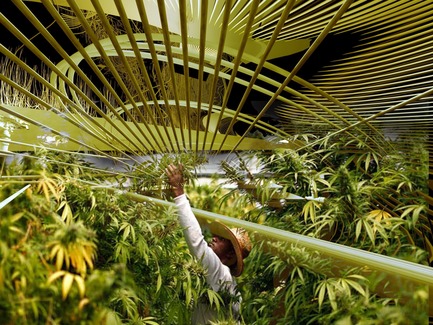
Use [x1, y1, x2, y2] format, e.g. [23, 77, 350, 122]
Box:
[209, 221, 244, 277]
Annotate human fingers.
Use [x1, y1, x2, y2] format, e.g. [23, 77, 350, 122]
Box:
[165, 163, 176, 175]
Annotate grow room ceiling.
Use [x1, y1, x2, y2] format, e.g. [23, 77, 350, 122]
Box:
[0, 0, 432, 162]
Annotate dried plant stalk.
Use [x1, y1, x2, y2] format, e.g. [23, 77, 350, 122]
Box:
[0, 56, 60, 109]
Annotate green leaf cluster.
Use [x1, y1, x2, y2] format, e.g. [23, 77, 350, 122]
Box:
[0, 151, 221, 324]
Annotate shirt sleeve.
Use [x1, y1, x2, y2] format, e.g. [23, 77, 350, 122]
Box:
[174, 194, 234, 291]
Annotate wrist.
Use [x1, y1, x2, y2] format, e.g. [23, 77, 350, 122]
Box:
[172, 187, 184, 197]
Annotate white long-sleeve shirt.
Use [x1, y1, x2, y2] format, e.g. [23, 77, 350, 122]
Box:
[174, 194, 240, 324]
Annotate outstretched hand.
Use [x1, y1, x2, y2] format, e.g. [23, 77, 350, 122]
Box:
[165, 164, 185, 197]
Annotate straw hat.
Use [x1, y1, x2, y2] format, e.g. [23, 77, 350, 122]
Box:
[209, 221, 252, 277]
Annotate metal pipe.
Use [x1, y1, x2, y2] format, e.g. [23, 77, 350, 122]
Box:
[0, 184, 30, 209]
[104, 188, 433, 289]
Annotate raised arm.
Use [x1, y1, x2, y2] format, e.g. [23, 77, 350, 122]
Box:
[164, 164, 234, 290]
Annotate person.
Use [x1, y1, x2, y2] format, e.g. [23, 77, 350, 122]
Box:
[165, 163, 252, 324]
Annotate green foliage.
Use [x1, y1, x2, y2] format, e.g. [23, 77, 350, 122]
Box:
[217, 133, 430, 324]
[0, 131, 430, 325]
[226, 134, 431, 261]
[0, 152, 223, 324]
[127, 152, 207, 198]
[237, 240, 428, 324]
